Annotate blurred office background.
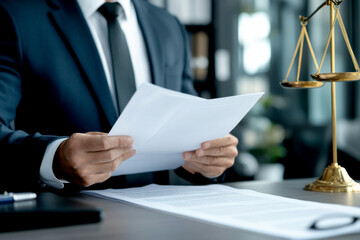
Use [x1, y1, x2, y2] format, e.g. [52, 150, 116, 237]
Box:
[148, 0, 360, 181]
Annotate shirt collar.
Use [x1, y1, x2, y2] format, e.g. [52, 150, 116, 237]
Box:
[77, 0, 132, 19]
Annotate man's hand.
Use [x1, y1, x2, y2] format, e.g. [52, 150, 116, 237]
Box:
[182, 134, 238, 178]
[53, 132, 136, 187]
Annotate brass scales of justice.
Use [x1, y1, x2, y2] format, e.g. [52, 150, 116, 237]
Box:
[280, 0, 360, 192]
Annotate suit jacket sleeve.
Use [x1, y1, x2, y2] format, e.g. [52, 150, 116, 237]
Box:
[0, 5, 60, 192]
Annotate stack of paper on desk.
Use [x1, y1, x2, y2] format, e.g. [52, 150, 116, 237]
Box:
[84, 184, 360, 240]
[109, 83, 263, 176]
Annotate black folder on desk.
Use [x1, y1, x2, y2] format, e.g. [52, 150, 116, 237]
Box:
[0, 192, 102, 232]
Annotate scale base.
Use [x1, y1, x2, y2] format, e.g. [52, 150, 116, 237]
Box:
[304, 163, 360, 192]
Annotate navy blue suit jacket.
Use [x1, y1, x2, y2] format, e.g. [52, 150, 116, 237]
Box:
[0, 0, 197, 191]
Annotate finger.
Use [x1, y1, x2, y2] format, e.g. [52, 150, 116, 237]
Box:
[95, 149, 136, 173]
[182, 164, 196, 174]
[86, 147, 134, 164]
[182, 161, 198, 174]
[195, 145, 238, 158]
[70, 133, 133, 152]
[183, 150, 196, 161]
[183, 162, 226, 178]
[87, 135, 134, 151]
[81, 158, 121, 175]
[201, 134, 238, 149]
[184, 153, 234, 168]
[77, 149, 136, 175]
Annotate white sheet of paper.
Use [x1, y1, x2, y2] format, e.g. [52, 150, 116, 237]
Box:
[109, 83, 263, 175]
[84, 184, 360, 240]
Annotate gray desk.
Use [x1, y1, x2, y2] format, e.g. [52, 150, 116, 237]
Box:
[1, 178, 360, 240]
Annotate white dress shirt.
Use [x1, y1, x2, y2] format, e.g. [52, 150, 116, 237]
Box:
[40, 0, 151, 189]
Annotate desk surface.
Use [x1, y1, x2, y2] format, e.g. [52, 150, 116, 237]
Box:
[2, 178, 360, 240]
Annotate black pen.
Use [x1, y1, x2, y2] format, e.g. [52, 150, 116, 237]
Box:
[0, 192, 37, 204]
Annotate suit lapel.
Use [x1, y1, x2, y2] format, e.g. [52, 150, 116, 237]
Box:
[47, 0, 118, 126]
[132, 0, 165, 87]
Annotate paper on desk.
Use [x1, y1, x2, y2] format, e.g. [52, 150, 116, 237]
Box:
[84, 184, 360, 240]
[109, 83, 263, 176]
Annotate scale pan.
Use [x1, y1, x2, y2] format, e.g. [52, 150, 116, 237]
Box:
[311, 72, 360, 82]
[280, 81, 325, 89]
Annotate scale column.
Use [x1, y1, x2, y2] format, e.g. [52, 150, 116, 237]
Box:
[330, 0, 338, 166]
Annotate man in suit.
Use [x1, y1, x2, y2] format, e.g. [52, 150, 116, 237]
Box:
[0, 0, 238, 192]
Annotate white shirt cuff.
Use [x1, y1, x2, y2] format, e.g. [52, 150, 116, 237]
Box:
[39, 138, 68, 189]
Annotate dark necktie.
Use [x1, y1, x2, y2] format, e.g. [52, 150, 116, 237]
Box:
[98, 2, 136, 114]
